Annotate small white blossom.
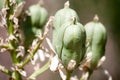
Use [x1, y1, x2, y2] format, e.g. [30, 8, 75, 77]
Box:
[50, 55, 59, 72]
[13, 1, 25, 17]
[31, 49, 45, 65]
[37, 50, 45, 62]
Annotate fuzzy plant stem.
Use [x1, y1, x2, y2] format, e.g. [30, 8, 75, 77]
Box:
[6, 0, 14, 35]
[0, 64, 12, 76]
[5, 0, 22, 80]
[6, 0, 20, 63]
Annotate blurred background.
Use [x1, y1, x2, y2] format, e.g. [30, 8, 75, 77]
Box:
[0, 0, 120, 80]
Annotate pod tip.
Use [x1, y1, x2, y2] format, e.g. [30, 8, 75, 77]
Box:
[93, 14, 99, 22]
[38, 0, 44, 6]
[64, 1, 70, 8]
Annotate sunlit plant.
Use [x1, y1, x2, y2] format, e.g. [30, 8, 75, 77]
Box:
[0, 0, 112, 80]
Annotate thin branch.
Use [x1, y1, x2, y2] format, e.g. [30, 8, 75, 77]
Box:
[28, 60, 51, 80]
[19, 16, 54, 68]
[0, 64, 12, 76]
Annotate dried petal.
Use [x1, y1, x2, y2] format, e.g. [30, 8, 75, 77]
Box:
[58, 64, 66, 80]
[0, 48, 7, 52]
[13, 1, 25, 17]
[97, 56, 106, 67]
[104, 69, 112, 80]
[10, 0, 16, 6]
[7, 35, 17, 41]
[37, 50, 45, 62]
[50, 55, 59, 72]
[16, 46, 25, 58]
[67, 60, 76, 71]
[71, 75, 78, 80]
[13, 17, 18, 25]
[0, 12, 7, 27]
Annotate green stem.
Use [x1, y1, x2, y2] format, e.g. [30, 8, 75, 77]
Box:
[5, 0, 22, 80]
[66, 71, 72, 80]
[0, 64, 12, 76]
[12, 71, 22, 80]
[20, 39, 43, 68]
[6, 0, 14, 35]
[10, 50, 20, 64]
[5, 0, 20, 63]
[29, 60, 50, 80]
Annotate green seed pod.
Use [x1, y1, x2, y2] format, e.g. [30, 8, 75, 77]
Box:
[85, 15, 107, 70]
[56, 17, 86, 71]
[53, 1, 79, 30]
[53, 1, 79, 52]
[29, 3, 48, 28]
[21, 2, 48, 52]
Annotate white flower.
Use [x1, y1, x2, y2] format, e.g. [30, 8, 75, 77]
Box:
[31, 49, 45, 65]
[50, 55, 59, 72]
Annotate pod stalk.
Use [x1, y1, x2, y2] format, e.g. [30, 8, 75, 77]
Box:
[93, 14, 99, 22]
[64, 1, 70, 8]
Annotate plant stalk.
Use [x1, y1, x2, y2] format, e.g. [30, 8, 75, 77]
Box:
[0, 64, 12, 76]
[20, 39, 43, 68]
[29, 60, 50, 80]
[66, 71, 72, 80]
[5, 0, 22, 80]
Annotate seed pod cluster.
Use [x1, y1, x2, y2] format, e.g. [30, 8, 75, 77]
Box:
[84, 15, 107, 70]
[53, 1, 80, 53]
[22, 3, 48, 51]
[29, 3, 48, 28]
[53, 1, 86, 71]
